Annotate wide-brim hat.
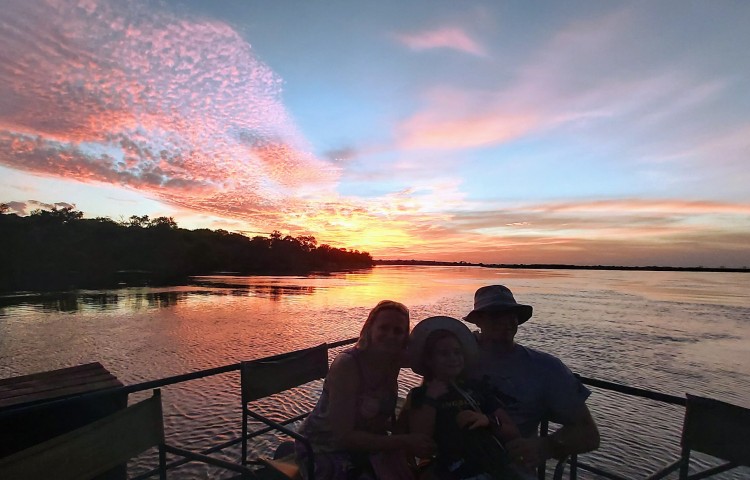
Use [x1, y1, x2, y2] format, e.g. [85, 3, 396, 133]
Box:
[464, 285, 533, 325]
[408, 316, 478, 376]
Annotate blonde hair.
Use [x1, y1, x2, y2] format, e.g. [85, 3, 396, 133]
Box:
[356, 300, 410, 350]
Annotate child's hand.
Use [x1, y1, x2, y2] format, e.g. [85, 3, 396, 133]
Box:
[456, 410, 490, 430]
[425, 380, 448, 399]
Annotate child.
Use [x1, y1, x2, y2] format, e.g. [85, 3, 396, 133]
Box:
[404, 316, 523, 480]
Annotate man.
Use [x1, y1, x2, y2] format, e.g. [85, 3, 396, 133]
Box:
[465, 285, 600, 470]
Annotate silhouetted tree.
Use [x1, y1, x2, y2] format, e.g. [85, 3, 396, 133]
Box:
[149, 216, 178, 229]
[30, 206, 84, 223]
[0, 206, 374, 292]
[125, 215, 151, 228]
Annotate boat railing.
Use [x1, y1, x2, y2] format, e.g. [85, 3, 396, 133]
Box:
[0, 338, 731, 480]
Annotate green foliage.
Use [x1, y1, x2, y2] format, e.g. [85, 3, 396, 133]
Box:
[0, 209, 373, 292]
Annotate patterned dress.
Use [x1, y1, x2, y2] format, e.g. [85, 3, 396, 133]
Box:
[296, 347, 399, 480]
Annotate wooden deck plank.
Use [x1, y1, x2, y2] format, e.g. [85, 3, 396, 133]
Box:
[0, 363, 103, 386]
[0, 370, 119, 399]
[0, 378, 123, 409]
[0, 363, 124, 413]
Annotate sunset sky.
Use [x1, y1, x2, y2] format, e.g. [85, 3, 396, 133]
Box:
[1, 1, 749, 267]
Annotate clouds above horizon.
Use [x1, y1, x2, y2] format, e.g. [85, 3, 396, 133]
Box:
[2, 200, 75, 216]
[1, 0, 749, 267]
[390, 6, 747, 201]
[0, 0, 337, 225]
[374, 197, 750, 267]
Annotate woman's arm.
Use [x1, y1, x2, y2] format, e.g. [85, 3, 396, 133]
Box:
[327, 353, 434, 457]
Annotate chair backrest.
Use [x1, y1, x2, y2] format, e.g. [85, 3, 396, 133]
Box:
[682, 394, 750, 466]
[0, 390, 164, 480]
[241, 344, 329, 403]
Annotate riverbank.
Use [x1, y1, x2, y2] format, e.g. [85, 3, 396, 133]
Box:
[375, 259, 749, 273]
[0, 209, 373, 293]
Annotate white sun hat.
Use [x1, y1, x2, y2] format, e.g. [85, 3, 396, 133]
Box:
[408, 316, 478, 376]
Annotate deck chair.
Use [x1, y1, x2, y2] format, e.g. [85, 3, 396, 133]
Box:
[537, 418, 573, 480]
[0, 389, 259, 480]
[646, 394, 750, 480]
[241, 343, 329, 480]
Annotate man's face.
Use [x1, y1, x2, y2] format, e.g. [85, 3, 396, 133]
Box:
[474, 310, 518, 350]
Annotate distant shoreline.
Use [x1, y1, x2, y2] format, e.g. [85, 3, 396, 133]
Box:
[374, 259, 749, 273]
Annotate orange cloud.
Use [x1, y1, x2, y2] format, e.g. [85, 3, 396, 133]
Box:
[359, 197, 750, 267]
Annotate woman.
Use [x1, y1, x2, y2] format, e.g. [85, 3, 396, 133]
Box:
[404, 316, 523, 480]
[297, 300, 435, 480]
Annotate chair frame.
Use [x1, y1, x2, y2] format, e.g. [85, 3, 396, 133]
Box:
[0, 389, 260, 480]
[538, 418, 575, 480]
[647, 394, 750, 480]
[240, 343, 330, 480]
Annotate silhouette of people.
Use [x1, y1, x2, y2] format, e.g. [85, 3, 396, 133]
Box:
[403, 316, 525, 479]
[297, 300, 434, 479]
[464, 285, 600, 471]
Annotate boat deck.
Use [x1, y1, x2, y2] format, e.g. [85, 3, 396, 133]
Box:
[1, 337, 748, 480]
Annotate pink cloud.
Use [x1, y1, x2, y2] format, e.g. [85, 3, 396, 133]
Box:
[393, 6, 735, 163]
[397, 87, 540, 150]
[391, 13, 643, 152]
[400, 110, 538, 150]
[393, 27, 487, 56]
[0, 0, 337, 226]
[1, 200, 74, 215]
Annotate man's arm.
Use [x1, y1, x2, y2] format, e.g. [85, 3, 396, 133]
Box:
[540, 354, 600, 459]
[542, 403, 600, 459]
[505, 403, 599, 469]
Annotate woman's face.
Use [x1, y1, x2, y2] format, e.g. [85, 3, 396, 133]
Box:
[430, 335, 464, 381]
[368, 309, 408, 354]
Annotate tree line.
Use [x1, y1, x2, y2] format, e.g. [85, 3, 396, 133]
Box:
[0, 205, 373, 292]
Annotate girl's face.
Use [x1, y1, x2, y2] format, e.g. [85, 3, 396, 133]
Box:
[369, 309, 409, 354]
[430, 335, 464, 381]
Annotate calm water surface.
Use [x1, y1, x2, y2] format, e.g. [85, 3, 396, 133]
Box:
[1, 266, 748, 479]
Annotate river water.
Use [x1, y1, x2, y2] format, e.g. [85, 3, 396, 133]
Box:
[1, 266, 748, 479]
